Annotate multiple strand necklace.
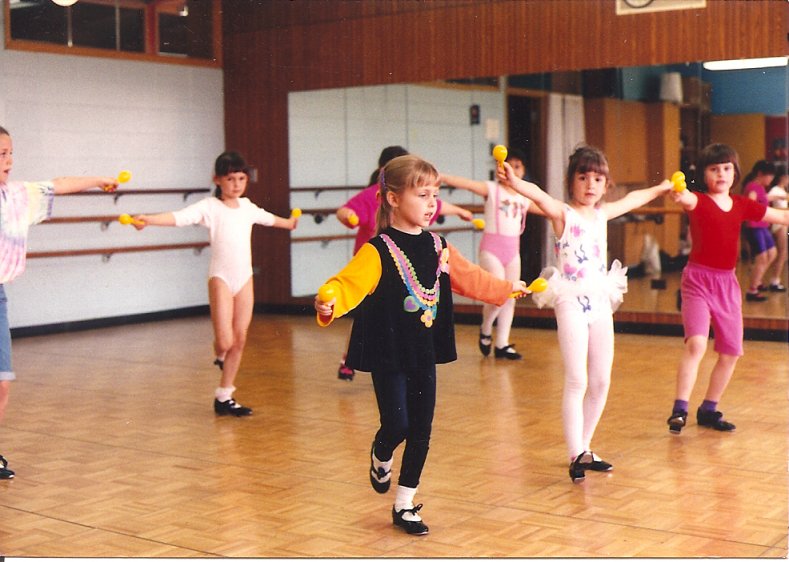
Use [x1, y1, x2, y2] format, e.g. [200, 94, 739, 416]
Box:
[379, 232, 443, 327]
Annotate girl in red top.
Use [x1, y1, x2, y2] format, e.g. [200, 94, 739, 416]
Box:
[667, 144, 789, 434]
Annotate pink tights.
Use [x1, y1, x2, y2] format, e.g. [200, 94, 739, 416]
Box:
[479, 250, 521, 348]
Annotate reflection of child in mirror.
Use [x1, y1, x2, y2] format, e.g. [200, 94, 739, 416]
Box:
[441, 147, 542, 361]
[766, 164, 788, 292]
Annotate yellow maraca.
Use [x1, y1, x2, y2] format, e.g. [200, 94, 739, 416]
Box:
[670, 171, 687, 192]
[317, 284, 336, 303]
[291, 208, 302, 218]
[348, 212, 359, 227]
[510, 277, 548, 299]
[103, 170, 131, 192]
[471, 218, 485, 230]
[118, 213, 143, 226]
[492, 144, 508, 167]
[527, 277, 549, 293]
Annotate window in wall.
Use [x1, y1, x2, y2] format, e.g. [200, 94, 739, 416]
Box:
[158, 0, 212, 59]
[5, 0, 218, 65]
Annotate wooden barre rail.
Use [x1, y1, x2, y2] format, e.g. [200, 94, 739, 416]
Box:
[630, 206, 684, 215]
[291, 226, 481, 244]
[46, 215, 127, 226]
[42, 205, 675, 225]
[63, 188, 210, 202]
[290, 186, 366, 194]
[290, 185, 474, 199]
[28, 242, 209, 261]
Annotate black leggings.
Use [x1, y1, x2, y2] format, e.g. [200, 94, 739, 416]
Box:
[371, 364, 436, 489]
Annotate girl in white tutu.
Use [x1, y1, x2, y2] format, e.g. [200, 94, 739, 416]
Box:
[498, 145, 671, 483]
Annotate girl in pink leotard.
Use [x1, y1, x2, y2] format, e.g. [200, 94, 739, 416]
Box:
[441, 147, 542, 360]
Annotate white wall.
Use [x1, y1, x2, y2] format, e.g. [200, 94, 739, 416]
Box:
[288, 84, 506, 296]
[1, 8, 224, 328]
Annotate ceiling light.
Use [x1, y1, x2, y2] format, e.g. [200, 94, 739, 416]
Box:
[703, 57, 788, 71]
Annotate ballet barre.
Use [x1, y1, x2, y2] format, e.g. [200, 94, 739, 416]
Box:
[28, 242, 210, 263]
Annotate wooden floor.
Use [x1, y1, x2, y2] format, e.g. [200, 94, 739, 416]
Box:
[0, 313, 787, 558]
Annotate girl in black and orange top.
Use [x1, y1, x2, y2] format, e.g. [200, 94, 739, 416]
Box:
[315, 155, 528, 536]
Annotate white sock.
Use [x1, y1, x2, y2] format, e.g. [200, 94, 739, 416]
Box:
[215, 386, 235, 402]
[372, 449, 393, 481]
[394, 485, 420, 521]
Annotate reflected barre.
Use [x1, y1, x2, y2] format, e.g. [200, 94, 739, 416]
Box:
[628, 207, 685, 215]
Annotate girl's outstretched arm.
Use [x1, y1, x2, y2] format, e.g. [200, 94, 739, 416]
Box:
[53, 176, 118, 194]
[315, 243, 381, 326]
[438, 200, 473, 222]
[440, 173, 489, 198]
[763, 207, 789, 226]
[603, 180, 672, 220]
[336, 206, 359, 228]
[669, 184, 698, 211]
[497, 161, 565, 235]
[271, 215, 299, 230]
[448, 243, 526, 305]
[132, 212, 177, 230]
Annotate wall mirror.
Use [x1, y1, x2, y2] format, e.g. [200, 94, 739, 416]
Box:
[287, 58, 787, 332]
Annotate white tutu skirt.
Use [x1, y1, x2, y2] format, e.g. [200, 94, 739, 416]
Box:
[532, 259, 628, 313]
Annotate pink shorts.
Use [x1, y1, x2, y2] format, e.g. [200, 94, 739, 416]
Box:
[681, 262, 743, 356]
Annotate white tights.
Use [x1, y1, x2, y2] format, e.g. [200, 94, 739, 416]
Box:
[555, 301, 614, 461]
[479, 250, 521, 349]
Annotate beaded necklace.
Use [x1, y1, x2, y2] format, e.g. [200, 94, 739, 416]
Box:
[380, 232, 444, 327]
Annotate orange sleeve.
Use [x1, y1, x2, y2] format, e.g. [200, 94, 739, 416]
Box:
[447, 243, 512, 306]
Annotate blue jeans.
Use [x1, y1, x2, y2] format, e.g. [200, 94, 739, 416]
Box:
[0, 286, 13, 381]
[371, 364, 436, 489]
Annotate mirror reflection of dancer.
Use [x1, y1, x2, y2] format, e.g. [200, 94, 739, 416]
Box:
[131, 151, 299, 417]
[766, 165, 788, 291]
[741, 160, 778, 302]
[499, 146, 672, 483]
[441, 147, 544, 360]
[0, 125, 120, 479]
[316, 155, 527, 535]
[666, 145, 789, 435]
[334, 146, 472, 381]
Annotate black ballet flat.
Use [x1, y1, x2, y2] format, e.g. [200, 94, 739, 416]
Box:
[392, 504, 429, 535]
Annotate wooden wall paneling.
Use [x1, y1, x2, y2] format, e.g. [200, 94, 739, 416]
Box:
[710, 114, 768, 189]
[645, 102, 681, 257]
[224, 28, 295, 304]
[618, 101, 649, 184]
[584, 98, 648, 185]
[225, 1, 785, 94]
[645, 102, 680, 185]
